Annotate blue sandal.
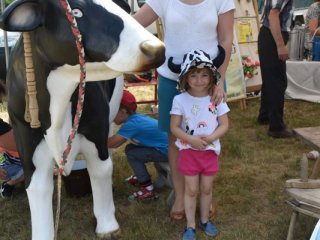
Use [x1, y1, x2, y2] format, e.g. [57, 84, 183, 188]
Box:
[199, 220, 218, 237]
[182, 227, 196, 240]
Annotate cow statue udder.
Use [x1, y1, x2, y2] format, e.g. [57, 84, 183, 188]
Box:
[0, 0, 165, 239]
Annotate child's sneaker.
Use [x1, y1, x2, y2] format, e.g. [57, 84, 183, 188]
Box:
[128, 186, 159, 201]
[182, 227, 196, 240]
[123, 175, 139, 187]
[199, 220, 218, 237]
[0, 182, 14, 198]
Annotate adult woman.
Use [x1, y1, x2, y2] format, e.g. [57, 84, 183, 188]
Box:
[304, 0, 320, 60]
[134, 0, 234, 219]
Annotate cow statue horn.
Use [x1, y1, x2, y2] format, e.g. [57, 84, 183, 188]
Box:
[167, 57, 181, 74]
[212, 45, 225, 69]
[167, 45, 226, 75]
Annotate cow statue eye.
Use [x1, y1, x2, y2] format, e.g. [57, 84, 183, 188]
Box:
[72, 8, 83, 18]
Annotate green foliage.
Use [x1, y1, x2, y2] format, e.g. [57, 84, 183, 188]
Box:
[0, 0, 14, 14]
[5, 0, 14, 5]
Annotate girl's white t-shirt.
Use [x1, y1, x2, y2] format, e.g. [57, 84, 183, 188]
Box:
[170, 92, 230, 154]
[146, 0, 235, 80]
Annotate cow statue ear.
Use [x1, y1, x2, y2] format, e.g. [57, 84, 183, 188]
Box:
[0, 0, 42, 32]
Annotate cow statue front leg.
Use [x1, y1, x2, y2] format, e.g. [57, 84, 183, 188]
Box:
[26, 140, 56, 240]
[81, 137, 119, 239]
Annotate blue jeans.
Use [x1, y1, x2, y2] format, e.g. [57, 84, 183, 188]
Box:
[1, 163, 23, 181]
[125, 144, 168, 184]
[157, 75, 180, 133]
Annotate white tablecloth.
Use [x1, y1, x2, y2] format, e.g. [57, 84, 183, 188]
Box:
[286, 60, 320, 103]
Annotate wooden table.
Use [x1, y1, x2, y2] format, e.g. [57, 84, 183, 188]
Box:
[293, 127, 320, 153]
[286, 127, 320, 240]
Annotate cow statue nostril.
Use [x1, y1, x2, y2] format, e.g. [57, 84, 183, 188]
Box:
[140, 40, 165, 66]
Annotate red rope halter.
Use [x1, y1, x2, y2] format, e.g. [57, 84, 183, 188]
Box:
[54, 1, 86, 238]
[59, 0, 86, 173]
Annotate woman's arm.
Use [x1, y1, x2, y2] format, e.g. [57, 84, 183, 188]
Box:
[201, 113, 229, 143]
[309, 18, 320, 36]
[214, 9, 235, 104]
[170, 115, 208, 150]
[133, 3, 159, 27]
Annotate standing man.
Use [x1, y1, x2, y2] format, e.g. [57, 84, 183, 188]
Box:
[257, 0, 294, 138]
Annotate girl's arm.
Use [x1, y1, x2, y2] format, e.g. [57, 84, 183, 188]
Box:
[170, 115, 208, 150]
[133, 3, 159, 27]
[213, 10, 235, 104]
[201, 113, 229, 143]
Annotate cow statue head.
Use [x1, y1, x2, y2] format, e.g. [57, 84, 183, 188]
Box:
[0, 0, 165, 239]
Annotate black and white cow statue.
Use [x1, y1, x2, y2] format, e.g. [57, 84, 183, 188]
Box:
[0, 0, 165, 239]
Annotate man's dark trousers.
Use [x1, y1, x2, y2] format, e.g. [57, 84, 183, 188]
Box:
[257, 26, 289, 132]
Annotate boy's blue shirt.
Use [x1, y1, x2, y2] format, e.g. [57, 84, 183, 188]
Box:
[117, 113, 168, 156]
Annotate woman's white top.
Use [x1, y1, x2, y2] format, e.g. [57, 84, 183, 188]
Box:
[146, 0, 235, 80]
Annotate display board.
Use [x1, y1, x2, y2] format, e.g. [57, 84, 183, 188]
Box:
[234, 0, 262, 93]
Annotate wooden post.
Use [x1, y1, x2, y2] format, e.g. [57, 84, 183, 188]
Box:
[300, 154, 308, 182]
[286, 211, 297, 240]
[310, 158, 320, 179]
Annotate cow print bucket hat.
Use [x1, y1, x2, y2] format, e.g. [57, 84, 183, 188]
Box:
[168, 45, 225, 86]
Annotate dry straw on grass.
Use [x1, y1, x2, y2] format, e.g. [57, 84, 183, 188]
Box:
[0, 86, 319, 240]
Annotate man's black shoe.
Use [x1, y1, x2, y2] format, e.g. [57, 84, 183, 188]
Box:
[268, 129, 294, 139]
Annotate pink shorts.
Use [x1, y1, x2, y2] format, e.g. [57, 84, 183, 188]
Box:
[178, 149, 219, 176]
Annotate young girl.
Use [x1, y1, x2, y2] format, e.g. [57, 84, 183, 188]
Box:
[170, 49, 229, 240]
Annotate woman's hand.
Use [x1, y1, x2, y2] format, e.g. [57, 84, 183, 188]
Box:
[211, 84, 226, 105]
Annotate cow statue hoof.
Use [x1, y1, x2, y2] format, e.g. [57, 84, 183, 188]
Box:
[97, 229, 121, 239]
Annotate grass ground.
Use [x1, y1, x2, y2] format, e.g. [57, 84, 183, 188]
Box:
[0, 86, 319, 240]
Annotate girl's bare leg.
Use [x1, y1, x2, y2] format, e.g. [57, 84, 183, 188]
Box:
[185, 175, 199, 228]
[199, 175, 215, 223]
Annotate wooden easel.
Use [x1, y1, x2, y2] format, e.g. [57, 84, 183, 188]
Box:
[234, 0, 262, 97]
